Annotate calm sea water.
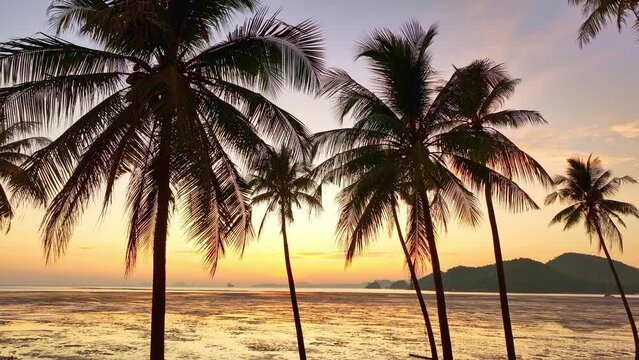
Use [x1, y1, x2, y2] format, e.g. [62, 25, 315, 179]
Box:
[0, 289, 636, 359]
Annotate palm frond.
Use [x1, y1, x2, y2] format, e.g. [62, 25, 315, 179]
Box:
[319, 68, 397, 123]
[0, 35, 131, 83]
[356, 22, 437, 119]
[190, 8, 324, 93]
[569, 0, 639, 46]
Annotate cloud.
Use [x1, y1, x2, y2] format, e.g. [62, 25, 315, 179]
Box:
[610, 122, 639, 138]
[507, 126, 636, 174]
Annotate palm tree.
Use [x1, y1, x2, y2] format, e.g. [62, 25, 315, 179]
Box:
[314, 21, 485, 360]
[545, 155, 639, 359]
[0, 1, 323, 359]
[444, 60, 552, 359]
[249, 146, 322, 360]
[0, 122, 50, 230]
[314, 140, 440, 358]
[568, 0, 639, 46]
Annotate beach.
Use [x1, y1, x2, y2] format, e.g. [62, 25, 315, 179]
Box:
[0, 289, 636, 359]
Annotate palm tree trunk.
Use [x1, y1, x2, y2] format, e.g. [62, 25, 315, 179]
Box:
[484, 184, 516, 360]
[281, 210, 307, 360]
[150, 124, 171, 360]
[392, 207, 438, 360]
[595, 224, 639, 360]
[418, 186, 453, 360]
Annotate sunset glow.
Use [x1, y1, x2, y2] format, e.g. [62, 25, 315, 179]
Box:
[0, 0, 637, 289]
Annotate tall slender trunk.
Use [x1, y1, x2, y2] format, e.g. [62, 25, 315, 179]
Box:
[418, 186, 453, 360]
[484, 184, 516, 360]
[595, 224, 639, 360]
[281, 210, 307, 359]
[150, 124, 171, 360]
[392, 207, 438, 360]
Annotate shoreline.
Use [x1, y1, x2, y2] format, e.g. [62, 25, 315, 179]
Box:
[0, 286, 636, 298]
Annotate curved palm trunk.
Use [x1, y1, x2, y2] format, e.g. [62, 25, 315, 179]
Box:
[484, 184, 516, 360]
[150, 127, 171, 360]
[281, 210, 307, 359]
[595, 224, 639, 359]
[418, 186, 453, 360]
[392, 207, 438, 360]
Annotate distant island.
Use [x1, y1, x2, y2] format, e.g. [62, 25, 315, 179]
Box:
[366, 253, 639, 294]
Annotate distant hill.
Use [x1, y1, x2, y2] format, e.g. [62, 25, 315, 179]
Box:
[373, 280, 393, 288]
[389, 280, 410, 289]
[547, 253, 639, 293]
[364, 280, 395, 289]
[365, 281, 382, 289]
[405, 253, 639, 294]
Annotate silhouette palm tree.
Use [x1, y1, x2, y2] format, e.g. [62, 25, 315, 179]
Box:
[0, 1, 323, 359]
[568, 0, 639, 46]
[249, 146, 322, 360]
[314, 21, 485, 360]
[0, 122, 49, 230]
[546, 155, 639, 359]
[314, 146, 440, 359]
[444, 59, 552, 359]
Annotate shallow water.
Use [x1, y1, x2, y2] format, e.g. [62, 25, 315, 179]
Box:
[0, 289, 636, 359]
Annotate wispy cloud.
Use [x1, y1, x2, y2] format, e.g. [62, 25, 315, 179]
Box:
[610, 122, 639, 138]
[507, 126, 636, 174]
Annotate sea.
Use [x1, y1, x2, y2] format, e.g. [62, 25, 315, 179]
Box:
[0, 288, 636, 359]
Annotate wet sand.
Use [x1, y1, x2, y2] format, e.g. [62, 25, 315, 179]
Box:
[0, 290, 636, 359]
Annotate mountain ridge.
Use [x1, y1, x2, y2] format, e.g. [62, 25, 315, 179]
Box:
[370, 253, 639, 294]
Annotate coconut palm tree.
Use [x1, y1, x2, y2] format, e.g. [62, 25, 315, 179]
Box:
[568, 0, 639, 46]
[314, 143, 440, 359]
[443, 59, 552, 359]
[0, 122, 50, 230]
[249, 146, 322, 360]
[314, 21, 485, 360]
[545, 155, 639, 359]
[0, 1, 323, 359]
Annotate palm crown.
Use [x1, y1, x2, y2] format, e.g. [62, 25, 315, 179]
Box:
[0, 0, 324, 273]
[314, 22, 483, 266]
[444, 59, 552, 212]
[249, 146, 322, 234]
[545, 155, 639, 250]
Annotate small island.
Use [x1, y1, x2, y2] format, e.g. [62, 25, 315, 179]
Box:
[365, 281, 382, 289]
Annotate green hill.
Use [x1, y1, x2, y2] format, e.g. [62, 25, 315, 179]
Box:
[389, 280, 410, 289]
[414, 253, 639, 294]
[547, 252, 639, 293]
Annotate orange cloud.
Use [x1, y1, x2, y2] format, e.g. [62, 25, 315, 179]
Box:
[610, 122, 639, 138]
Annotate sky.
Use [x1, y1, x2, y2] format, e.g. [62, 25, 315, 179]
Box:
[0, 0, 638, 287]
